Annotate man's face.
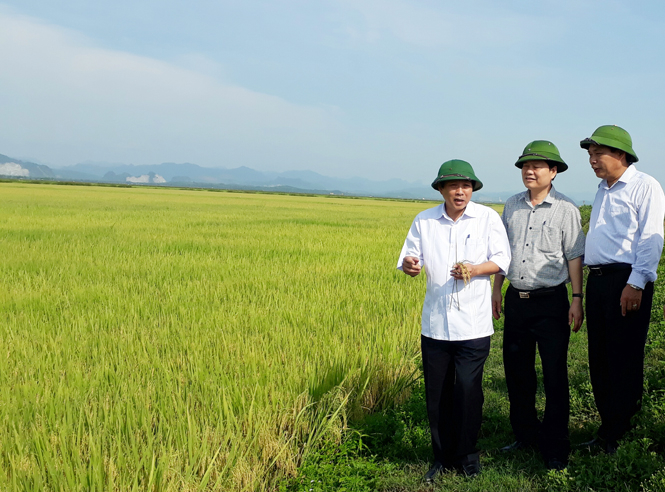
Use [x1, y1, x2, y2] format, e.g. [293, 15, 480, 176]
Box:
[521, 161, 556, 191]
[439, 180, 473, 215]
[588, 144, 626, 183]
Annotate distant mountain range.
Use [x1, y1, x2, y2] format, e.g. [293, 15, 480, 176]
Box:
[0, 153, 595, 203]
[0, 154, 446, 200]
[51, 161, 449, 200]
[0, 154, 55, 179]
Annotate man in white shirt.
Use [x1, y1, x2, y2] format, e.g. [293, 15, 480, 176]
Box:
[397, 159, 511, 481]
[580, 125, 665, 454]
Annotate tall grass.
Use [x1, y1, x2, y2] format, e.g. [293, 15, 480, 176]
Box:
[0, 183, 462, 490]
[283, 213, 665, 491]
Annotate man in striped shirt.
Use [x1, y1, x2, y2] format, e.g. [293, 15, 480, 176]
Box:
[492, 140, 585, 470]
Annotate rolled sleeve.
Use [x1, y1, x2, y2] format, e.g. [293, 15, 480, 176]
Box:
[397, 218, 423, 271]
[562, 204, 585, 261]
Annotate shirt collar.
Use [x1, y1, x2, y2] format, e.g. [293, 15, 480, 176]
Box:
[439, 201, 479, 221]
[521, 185, 556, 207]
[600, 164, 637, 190]
[544, 185, 556, 204]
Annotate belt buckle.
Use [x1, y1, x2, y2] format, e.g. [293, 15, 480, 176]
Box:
[589, 267, 602, 276]
[519, 292, 530, 299]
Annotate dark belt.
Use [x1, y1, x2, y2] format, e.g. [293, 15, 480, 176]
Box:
[587, 263, 632, 276]
[508, 283, 565, 299]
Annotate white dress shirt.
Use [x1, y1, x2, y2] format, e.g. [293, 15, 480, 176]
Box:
[397, 201, 511, 341]
[585, 165, 665, 288]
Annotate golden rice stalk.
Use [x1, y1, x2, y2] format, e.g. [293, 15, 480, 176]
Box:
[454, 261, 471, 286]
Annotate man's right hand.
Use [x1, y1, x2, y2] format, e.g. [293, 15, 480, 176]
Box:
[402, 256, 422, 277]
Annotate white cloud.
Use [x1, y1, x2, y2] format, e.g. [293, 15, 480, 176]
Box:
[170, 53, 229, 81]
[126, 175, 151, 184]
[126, 174, 165, 183]
[0, 162, 29, 176]
[0, 10, 342, 168]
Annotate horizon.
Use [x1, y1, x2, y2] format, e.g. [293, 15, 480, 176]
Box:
[1, 1, 664, 198]
[1, 153, 598, 203]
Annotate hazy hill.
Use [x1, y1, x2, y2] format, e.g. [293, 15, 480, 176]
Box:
[0, 154, 54, 178]
[1, 154, 596, 203]
[55, 161, 444, 200]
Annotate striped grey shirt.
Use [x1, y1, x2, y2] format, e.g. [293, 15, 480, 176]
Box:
[502, 186, 585, 290]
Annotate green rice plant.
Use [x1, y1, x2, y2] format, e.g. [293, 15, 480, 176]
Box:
[0, 182, 461, 490]
[283, 233, 665, 491]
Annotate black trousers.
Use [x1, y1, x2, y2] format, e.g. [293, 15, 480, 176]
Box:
[503, 283, 570, 461]
[421, 334, 490, 467]
[586, 269, 654, 443]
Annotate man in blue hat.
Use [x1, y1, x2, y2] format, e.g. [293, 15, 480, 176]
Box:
[397, 159, 511, 481]
[580, 125, 665, 454]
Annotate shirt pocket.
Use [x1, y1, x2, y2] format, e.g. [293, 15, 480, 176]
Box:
[462, 239, 487, 264]
[609, 205, 633, 230]
[536, 225, 561, 254]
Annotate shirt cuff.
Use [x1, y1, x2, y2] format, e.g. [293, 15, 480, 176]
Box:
[564, 251, 584, 261]
[490, 257, 511, 276]
[627, 271, 648, 290]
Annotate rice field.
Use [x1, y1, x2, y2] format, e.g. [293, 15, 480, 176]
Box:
[0, 182, 491, 491]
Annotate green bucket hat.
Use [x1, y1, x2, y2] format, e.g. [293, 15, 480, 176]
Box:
[431, 159, 483, 192]
[580, 125, 638, 163]
[515, 140, 568, 173]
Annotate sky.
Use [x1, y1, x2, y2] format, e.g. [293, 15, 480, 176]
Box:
[1, 0, 665, 195]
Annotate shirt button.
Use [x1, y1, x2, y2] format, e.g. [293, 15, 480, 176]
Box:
[529, 227, 532, 229]
[521, 276, 524, 279]
[522, 260, 525, 263]
[526, 243, 529, 246]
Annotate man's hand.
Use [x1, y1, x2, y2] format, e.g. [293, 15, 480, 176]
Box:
[450, 263, 477, 280]
[402, 256, 422, 277]
[620, 285, 643, 316]
[569, 297, 584, 332]
[492, 290, 503, 320]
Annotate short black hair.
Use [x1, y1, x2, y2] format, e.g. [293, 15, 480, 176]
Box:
[518, 160, 557, 179]
[517, 161, 557, 170]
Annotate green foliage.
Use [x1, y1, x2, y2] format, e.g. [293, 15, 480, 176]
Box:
[3, 184, 664, 491]
[283, 236, 665, 491]
[643, 467, 665, 492]
[0, 182, 428, 490]
[579, 204, 592, 234]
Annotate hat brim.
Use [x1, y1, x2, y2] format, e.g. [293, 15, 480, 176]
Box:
[515, 153, 568, 173]
[431, 175, 483, 192]
[580, 137, 639, 163]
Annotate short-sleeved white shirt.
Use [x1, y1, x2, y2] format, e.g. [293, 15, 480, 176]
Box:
[397, 201, 511, 341]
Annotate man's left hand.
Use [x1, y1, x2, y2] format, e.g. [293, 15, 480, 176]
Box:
[450, 261, 501, 281]
[450, 263, 476, 280]
[620, 285, 643, 316]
